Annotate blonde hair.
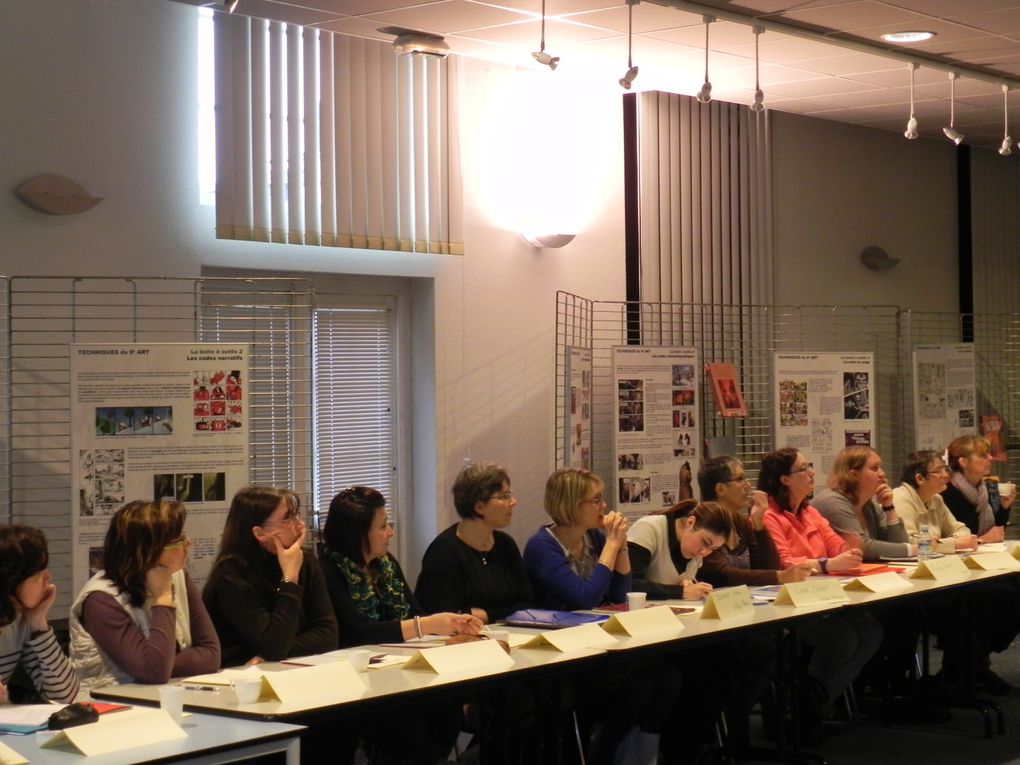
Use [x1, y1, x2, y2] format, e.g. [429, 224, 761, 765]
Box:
[827, 446, 876, 506]
[544, 468, 603, 526]
[947, 435, 990, 473]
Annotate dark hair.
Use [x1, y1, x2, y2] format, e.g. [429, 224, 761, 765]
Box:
[698, 456, 741, 501]
[211, 486, 299, 571]
[103, 500, 186, 607]
[687, 501, 734, 538]
[0, 525, 49, 627]
[756, 448, 801, 511]
[323, 486, 386, 563]
[452, 462, 511, 519]
[901, 450, 941, 488]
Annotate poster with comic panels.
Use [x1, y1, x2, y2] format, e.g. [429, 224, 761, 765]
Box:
[773, 352, 875, 490]
[912, 344, 976, 450]
[612, 346, 700, 513]
[71, 343, 249, 595]
[563, 346, 592, 470]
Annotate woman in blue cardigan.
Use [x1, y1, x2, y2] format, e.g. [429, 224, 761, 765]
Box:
[523, 468, 631, 609]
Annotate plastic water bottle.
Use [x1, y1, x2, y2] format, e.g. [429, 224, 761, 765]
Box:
[917, 524, 932, 560]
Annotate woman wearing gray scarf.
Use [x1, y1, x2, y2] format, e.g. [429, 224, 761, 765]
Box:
[941, 435, 1014, 541]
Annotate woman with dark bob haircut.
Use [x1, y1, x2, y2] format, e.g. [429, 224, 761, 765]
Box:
[416, 462, 533, 623]
[320, 486, 480, 646]
[203, 486, 337, 667]
[69, 500, 220, 691]
[0, 525, 78, 703]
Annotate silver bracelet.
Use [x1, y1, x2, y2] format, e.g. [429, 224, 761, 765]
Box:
[414, 615, 423, 639]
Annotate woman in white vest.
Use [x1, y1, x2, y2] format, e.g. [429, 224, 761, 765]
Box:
[69, 499, 220, 692]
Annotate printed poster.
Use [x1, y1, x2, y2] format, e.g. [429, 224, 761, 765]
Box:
[612, 346, 701, 512]
[912, 344, 976, 450]
[564, 346, 592, 470]
[71, 343, 250, 594]
[773, 352, 875, 488]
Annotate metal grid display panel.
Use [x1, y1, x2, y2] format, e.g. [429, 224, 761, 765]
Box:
[0, 278, 9, 526]
[556, 293, 903, 498]
[8, 276, 314, 618]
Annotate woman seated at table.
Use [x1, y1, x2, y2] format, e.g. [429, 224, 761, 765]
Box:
[203, 486, 337, 666]
[759, 449, 882, 738]
[941, 435, 1014, 542]
[697, 456, 813, 587]
[70, 500, 220, 691]
[416, 462, 533, 621]
[0, 525, 78, 703]
[892, 451, 977, 550]
[626, 499, 732, 599]
[812, 446, 916, 561]
[320, 485, 481, 646]
[522, 468, 631, 609]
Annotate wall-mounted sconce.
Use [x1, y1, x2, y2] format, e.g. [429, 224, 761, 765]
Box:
[523, 233, 576, 248]
[15, 174, 103, 215]
[859, 245, 899, 271]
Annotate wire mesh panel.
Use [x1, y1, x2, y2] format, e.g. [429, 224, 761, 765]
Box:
[556, 293, 904, 495]
[9, 276, 313, 618]
[0, 278, 9, 526]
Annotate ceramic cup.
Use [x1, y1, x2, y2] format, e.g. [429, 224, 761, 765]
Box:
[232, 678, 263, 704]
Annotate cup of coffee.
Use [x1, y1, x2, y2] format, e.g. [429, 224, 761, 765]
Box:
[626, 592, 646, 611]
[158, 685, 185, 722]
[998, 482, 1015, 499]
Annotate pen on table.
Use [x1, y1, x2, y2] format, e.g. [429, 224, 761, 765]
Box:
[180, 684, 219, 691]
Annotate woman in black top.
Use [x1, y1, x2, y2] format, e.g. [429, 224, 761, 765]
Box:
[942, 435, 1014, 541]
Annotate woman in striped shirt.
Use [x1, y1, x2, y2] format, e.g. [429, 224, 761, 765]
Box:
[0, 525, 78, 704]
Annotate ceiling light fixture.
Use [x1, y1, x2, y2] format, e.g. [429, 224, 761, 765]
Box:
[942, 72, 964, 145]
[1000, 84, 1013, 157]
[750, 26, 765, 112]
[531, 0, 559, 70]
[696, 15, 715, 104]
[390, 31, 450, 57]
[904, 63, 919, 140]
[619, 0, 639, 89]
[224, 0, 239, 13]
[881, 31, 935, 44]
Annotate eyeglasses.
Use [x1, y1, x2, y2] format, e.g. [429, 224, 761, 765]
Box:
[724, 475, 749, 484]
[490, 492, 515, 503]
[264, 507, 300, 527]
[163, 534, 190, 550]
[581, 495, 605, 505]
[789, 463, 814, 475]
[926, 463, 949, 475]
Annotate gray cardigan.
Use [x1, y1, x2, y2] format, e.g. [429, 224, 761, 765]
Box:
[812, 488, 910, 561]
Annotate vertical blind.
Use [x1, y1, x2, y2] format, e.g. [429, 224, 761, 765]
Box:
[214, 14, 463, 255]
[312, 307, 396, 519]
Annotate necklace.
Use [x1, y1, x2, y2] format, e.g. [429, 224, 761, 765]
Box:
[456, 524, 493, 565]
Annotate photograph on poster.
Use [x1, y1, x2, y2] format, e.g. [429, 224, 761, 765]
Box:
[96, 406, 173, 436]
[672, 365, 695, 388]
[673, 389, 694, 406]
[618, 453, 643, 470]
[678, 461, 694, 500]
[78, 449, 126, 516]
[195, 370, 243, 433]
[619, 477, 651, 504]
[778, 380, 808, 426]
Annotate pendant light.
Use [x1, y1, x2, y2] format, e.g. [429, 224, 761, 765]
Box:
[750, 26, 765, 112]
[1000, 85, 1013, 157]
[531, 0, 559, 70]
[904, 63, 919, 140]
[619, 0, 639, 89]
[696, 15, 714, 104]
[942, 72, 964, 145]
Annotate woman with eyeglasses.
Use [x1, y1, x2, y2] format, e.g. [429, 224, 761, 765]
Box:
[811, 446, 915, 561]
[203, 486, 337, 667]
[416, 462, 532, 623]
[0, 525, 78, 704]
[626, 500, 733, 600]
[69, 500, 220, 691]
[759, 448, 881, 742]
[941, 435, 1014, 542]
[320, 486, 481, 646]
[892, 451, 978, 551]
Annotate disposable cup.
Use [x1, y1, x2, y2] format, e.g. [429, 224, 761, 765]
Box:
[158, 685, 185, 722]
[626, 592, 646, 611]
[232, 678, 263, 704]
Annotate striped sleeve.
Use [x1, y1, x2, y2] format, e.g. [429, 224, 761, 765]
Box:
[21, 628, 80, 703]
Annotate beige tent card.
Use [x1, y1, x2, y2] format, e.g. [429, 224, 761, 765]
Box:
[519, 622, 618, 651]
[964, 551, 1020, 571]
[773, 578, 849, 607]
[403, 638, 515, 674]
[0, 741, 28, 765]
[601, 605, 684, 637]
[701, 585, 753, 620]
[844, 572, 913, 593]
[909, 555, 970, 580]
[41, 708, 185, 757]
[261, 661, 366, 704]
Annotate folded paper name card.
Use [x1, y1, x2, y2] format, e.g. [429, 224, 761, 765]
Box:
[41, 707, 184, 757]
[403, 638, 515, 674]
[601, 605, 684, 637]
[0, 741, 28, 765]
[773, 578, 849, 607]
[964, 551, 1020, 571]
[701, 585, 754, 620]
[262, 661, 367, 704]
[845, 572, 913, 593]
[910, 555, 970, 580]
[520, 622, 618, 651]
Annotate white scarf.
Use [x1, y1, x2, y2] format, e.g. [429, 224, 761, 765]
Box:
[950, 471, 994, 535]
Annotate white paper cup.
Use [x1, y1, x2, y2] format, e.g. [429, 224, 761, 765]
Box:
[626, 592, 646, 611]
[998, 482, 1015, 499]
[232, 678, 263, 704]
[158, 685, 185, 722]
[345, 649, 372, 673]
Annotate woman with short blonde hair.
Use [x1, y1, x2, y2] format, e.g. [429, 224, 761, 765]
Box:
[943, 435, 1014, 541]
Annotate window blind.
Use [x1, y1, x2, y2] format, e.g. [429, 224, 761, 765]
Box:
[312, 306, 396, 519]
[214, 14, 463, 255]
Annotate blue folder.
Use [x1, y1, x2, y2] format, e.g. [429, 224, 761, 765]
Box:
[501, 609, 609, 629]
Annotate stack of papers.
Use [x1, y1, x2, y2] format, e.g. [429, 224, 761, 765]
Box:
[0, 704, 58, 734]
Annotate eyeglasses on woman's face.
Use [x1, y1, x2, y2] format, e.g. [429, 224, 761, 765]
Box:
[724, 474, 749, 484]
[489, 491, 515, 503]
[581, 494, 605, 506]
[264, 506, 300, 527]
[789, 462, 814, 475]
[926, 462, 949, 475]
